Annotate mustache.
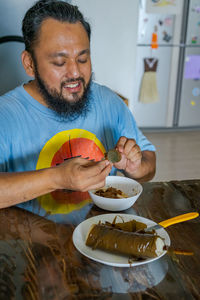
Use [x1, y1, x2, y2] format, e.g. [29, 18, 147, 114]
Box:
[61, 77, 85, 88]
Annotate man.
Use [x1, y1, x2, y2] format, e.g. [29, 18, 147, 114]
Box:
[0, 0, 156, 210]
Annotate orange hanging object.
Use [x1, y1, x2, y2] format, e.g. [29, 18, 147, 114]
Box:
[151, 32, 158, 49]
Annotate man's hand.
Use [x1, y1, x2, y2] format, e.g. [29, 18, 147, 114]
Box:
[113, 136, 156, 182]
[52, 157, 112, 192]
[113, 136, 142, 174]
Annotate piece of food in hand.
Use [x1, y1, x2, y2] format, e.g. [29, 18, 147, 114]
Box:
[86, 224, 165, 259]
[94, 187, 129, 198]
[104, 149, 121, 163]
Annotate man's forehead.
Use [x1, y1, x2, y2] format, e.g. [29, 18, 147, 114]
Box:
[36, 18, 89, 47]
[39, 18, 87, 36]
[33, 18, 90, 56]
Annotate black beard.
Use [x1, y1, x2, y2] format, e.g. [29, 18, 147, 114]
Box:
[34, 63, 91, 121]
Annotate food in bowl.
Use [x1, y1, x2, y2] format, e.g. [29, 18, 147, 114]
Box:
[89, 176, 143, 211]
[94, 187, 129, 198]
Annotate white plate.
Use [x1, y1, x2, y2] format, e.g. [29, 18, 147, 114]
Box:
[72, 213, 170, 267]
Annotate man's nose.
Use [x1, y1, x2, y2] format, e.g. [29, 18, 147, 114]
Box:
[66, 59, 80, 78]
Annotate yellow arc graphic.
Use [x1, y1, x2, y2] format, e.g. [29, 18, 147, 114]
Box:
[36, 129, 106, 214]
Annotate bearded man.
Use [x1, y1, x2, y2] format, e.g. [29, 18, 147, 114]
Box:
[0, 0, 156, 210]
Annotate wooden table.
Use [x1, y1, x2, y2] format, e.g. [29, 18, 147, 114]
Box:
[0, 180, 200, 300]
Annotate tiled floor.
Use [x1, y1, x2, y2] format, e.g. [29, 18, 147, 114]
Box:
[144, 130, 200, 182]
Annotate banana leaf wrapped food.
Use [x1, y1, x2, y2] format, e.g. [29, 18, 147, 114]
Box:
[104, 149, 121, 163]
[104, 215, 147, 232]
[86, 224, 165, 259]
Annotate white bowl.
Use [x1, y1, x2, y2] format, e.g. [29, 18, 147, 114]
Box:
[89, 176, 143, 211]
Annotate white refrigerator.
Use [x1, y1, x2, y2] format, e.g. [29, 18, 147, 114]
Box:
[131, 0, 200, 129]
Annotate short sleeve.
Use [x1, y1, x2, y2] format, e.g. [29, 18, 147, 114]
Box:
[111, 94, 156, 152]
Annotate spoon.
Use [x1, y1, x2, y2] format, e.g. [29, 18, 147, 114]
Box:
[142, 212, 199, 232]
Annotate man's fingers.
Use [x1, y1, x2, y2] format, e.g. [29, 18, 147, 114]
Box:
[126, 145, 142, 162]
[83, 164, 112, 191]
[116, 137, 138, 155]
[75, 159, 111, 189]
[84, 180, 106, 192]
[82, 159, 111, 173]
[116, 136, 127, 152]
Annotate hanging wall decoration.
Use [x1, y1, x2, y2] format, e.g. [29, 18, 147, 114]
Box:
[139, 58, 160, 103]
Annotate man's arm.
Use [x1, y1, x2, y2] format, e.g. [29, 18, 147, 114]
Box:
[114, 136, 156, 182]
[0, 157, 112, 209]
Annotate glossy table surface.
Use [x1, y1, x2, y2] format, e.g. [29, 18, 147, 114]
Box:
[0, 179, 200, 300]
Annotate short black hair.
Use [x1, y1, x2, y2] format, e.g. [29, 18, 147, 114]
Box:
[22, 0, 91, 54]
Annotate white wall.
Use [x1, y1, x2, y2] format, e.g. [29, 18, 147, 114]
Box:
[72, 0, 139, 103]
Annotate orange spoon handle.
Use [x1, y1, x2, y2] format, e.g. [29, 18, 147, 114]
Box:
[159, 212, 199, 228]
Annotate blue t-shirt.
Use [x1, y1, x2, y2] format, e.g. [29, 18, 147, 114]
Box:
[0, 81, 155, 223]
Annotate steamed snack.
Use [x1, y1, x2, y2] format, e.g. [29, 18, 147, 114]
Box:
[104, 149, 121, 163]
[95, 187, 129, 199]
[86, 224, 165, 259]
[104, 215, 147, 232]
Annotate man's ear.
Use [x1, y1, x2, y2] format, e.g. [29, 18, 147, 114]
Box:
[21, 50, 35, 78]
